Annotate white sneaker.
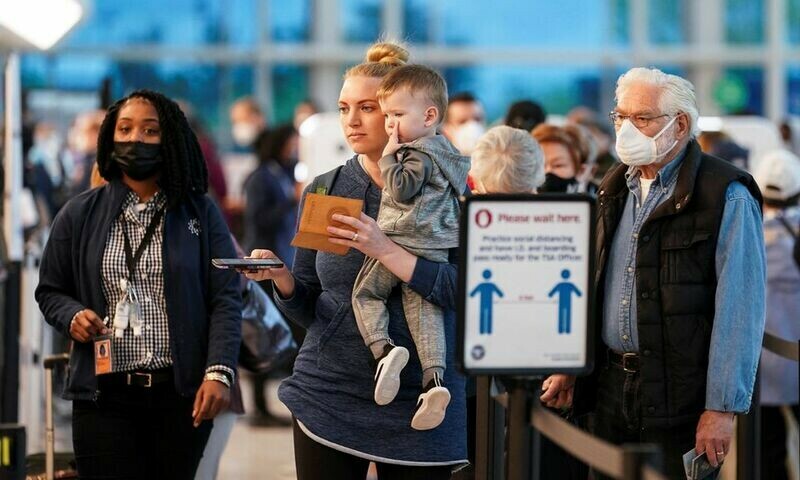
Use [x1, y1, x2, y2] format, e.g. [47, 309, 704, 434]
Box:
[410, 373, 450, 431]
[373, 345, 409, 406]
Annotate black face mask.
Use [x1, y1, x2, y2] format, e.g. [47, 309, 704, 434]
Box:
[112, 142, 163, 181]
[540, 172, 578, 193]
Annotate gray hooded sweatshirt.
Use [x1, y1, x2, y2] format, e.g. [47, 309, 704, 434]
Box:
[377, 134, 471, 249]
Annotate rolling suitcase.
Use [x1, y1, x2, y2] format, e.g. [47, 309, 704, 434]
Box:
[25, 353, 77, 480]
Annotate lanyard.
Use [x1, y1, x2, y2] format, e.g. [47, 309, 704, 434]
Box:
[121, 204, 165, 283]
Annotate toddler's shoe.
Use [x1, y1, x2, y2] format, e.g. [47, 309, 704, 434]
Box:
[373, 344, 409, 405]
[410, 373, 450, 430]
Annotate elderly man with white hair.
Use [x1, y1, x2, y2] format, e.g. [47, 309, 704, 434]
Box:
[544, 67, 766, 479]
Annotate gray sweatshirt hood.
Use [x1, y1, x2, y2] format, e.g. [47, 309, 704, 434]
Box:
[407, 134, 471, 191]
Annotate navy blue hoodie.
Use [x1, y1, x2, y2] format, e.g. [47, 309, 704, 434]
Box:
[276, 157, 467, 466]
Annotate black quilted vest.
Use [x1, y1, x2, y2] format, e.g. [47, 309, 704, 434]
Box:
[575, 141, 762, 427]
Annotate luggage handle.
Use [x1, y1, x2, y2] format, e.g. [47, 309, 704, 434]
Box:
[43, 353, 69, 480]
[43, 353, 69, 371]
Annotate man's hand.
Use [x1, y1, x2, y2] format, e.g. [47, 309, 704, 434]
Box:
[540, 374, 575, 409]
[70, 309, 108, 343]
[695, 410, 734, 467]
[192, 379, 231, 427]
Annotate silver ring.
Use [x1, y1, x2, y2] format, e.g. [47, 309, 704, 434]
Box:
[715, 451, 725, 456]
[352, 232, 359, 242]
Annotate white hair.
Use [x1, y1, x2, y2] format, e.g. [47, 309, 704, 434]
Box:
[616, 67, 700, 138]
[470, 126, 545, 193]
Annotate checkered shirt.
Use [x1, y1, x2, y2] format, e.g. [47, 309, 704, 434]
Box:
[101, 191, 171, 372]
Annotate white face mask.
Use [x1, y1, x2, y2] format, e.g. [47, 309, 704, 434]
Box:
[231, 122, 260, 147]
[615, 117, 678, 166]
[452, 120, 485, 155]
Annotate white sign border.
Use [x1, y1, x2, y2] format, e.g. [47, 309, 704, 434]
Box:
[457, 193, 597, 376]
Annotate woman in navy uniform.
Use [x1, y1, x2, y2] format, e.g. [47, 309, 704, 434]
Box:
[36, 90, 242, 480]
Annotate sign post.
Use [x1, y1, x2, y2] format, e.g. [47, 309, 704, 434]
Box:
[458, 194, 595, 480]
[458, 194, 595, 376]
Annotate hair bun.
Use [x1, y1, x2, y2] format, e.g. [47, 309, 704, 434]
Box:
[365, 42, 409, 66]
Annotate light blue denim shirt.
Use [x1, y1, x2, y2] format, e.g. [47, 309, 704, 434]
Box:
[602, 150, 766, 412]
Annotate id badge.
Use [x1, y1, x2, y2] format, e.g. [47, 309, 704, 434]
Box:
[94, 334, 113, 375]
[129, 301, 142, 337]
[113, 299, 130, 338]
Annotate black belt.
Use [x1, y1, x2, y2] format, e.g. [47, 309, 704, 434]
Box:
[100, 368, 173, 388]
[607, 350, 640, 373]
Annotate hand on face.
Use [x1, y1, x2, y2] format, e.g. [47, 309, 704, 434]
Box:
[382, 120, 404, 158]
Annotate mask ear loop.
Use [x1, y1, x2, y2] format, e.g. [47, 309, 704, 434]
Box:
[652, 115, 680, 160]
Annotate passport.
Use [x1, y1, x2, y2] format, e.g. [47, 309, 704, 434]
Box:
[291, 192, 364, 256]
[682, 449, 720, 479]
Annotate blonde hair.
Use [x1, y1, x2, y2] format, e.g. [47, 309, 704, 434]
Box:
[344, 41, 409, 79]
[471, 126, 545, 193]
[377, 65, 448, 126]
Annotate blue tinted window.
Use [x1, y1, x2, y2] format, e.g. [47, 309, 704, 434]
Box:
[648, 0, 686, 45]
[272, 65, 309, 123]
[789, 67, 800, 115]
[404, 0, 625, 47]
[403, 0, 429, 44]
[441, 66, 607, 122]
[718, 68, 764, 115]
[725, 0, 764, 45]
[789, 0, 800, 45]
[21, 54, 253, 142]
[342, 0, 381, 43]
[64, 0, 257, 47]
[611, 0, 631, 46]
[270, 0, 311, 43]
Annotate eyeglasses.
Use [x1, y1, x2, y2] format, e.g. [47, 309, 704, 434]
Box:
[608, 111, 672, 129]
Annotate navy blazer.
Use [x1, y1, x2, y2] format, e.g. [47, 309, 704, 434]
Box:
[35, 180, 242, 400]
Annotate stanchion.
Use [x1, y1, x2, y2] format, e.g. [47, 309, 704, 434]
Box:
[475, 376, 505, 480]
[475, 376, 492, 480]
[506, 379, 533, 480]
[529, 416, 542, 480]
[736, 374, 760, 480]
[491, 389, 506, 479]
[621, 444, 661, 480]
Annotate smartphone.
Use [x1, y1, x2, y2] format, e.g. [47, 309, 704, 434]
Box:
[211, 258, 284, 270]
